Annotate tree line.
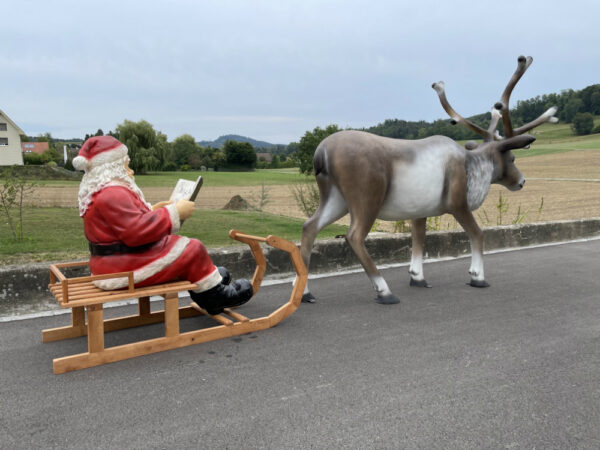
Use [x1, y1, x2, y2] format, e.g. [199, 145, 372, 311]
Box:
[365, 83, 600, 141]
[23, 82, 600, 174]
[24, 120, 296, 173]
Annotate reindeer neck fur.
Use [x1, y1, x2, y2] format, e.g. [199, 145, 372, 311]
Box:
[465, 149, 496, 211]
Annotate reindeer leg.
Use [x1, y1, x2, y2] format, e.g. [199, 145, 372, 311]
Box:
[346, 212, 399, 305]
[299, 183, 348, 303]
[452, 208, 489, 288]
[409, 218, 432, 288]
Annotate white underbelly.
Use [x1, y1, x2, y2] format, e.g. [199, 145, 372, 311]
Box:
[378, 162, 446, 220]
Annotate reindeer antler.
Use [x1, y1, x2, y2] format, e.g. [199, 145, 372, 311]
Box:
[433, 55, 558, 143]
[499, 55, 558, 137]
[432, 81, 496, 142]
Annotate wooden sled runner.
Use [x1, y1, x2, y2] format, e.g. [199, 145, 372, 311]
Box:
[42, 230, 307, 374]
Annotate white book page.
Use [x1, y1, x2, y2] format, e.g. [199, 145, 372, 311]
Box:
[169, 178, 200, 202]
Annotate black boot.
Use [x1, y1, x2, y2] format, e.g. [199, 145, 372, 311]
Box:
[217, 266, 231, 285]
[190, 279, 253, 315]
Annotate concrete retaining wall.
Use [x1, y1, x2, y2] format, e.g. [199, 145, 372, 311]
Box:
[1, 218, 599, 317]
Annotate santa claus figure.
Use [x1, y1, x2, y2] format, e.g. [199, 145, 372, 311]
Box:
[73, 135, 253, 314]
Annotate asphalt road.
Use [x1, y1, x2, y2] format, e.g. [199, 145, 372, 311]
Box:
[1, 240, 599, 449]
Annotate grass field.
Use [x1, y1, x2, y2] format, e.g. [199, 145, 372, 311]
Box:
[0, 208, 347, 265]
[36, 168, 310, 187]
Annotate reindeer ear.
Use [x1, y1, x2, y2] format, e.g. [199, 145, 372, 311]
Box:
[497, 134, 536, 153]
[464, 141, 479, 150]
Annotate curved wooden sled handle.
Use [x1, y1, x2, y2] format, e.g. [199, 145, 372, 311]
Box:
[228, 229, 307, 324]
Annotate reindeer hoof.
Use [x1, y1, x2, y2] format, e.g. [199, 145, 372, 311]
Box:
[302, 293, 317, 303]
[468, 279, 490, 288]
[410, 278, 432, 288]
[375, 294, 400, 305]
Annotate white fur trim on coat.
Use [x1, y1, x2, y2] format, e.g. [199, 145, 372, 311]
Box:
[191, 267, 223, 293]
[166, 203, 181, 234]
[93, 236, 191, 290]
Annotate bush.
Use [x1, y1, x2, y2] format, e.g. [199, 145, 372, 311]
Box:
[256, 160, 269, 169]
[41, 148, 62, 164]
[162, 161, 178, 171]
[572, 112, 594, 135]
[290, 179, 320, 217]
[23, 153, 43, 165]
[180, 164, 191, 172]
[46, 161, 57, 168]
[279, 159, 297, 168]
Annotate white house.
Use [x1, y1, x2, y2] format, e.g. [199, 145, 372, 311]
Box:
[0, 109, 25, 166]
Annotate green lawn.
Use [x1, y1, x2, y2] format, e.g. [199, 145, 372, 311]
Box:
[36, 168, 312, 187]
[0, 207, 347, 264]
[514, 133, 600, 158]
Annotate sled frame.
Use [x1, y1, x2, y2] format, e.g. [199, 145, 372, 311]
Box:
[42, 230, 307, 374]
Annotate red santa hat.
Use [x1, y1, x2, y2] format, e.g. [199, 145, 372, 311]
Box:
[73, 136, 128, 172]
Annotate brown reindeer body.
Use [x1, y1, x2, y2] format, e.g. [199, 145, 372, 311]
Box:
[299, 56, 557, 305]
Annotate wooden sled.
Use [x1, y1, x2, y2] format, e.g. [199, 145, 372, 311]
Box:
[42, 230, 307, 374]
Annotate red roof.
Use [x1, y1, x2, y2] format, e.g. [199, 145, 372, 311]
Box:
[21, 142, 49, 154]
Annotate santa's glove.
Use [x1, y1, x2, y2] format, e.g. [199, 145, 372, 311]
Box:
[191, 279, 253, 315]
[217, 266, 231, 285]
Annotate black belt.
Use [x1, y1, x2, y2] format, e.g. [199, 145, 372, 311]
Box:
[89, 241, 155, 256]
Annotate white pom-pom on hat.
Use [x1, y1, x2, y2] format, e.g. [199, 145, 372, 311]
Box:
[74, 136, 128, 172]
[72, 155, 88, 171]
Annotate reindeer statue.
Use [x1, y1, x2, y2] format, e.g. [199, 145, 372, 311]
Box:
[300, 56, 558, 305]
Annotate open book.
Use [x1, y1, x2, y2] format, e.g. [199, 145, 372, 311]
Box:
[169, 176, 203, 203]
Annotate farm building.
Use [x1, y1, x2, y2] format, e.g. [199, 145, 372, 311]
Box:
[22, 142, 49, 155]
[0, 108, 25, 166]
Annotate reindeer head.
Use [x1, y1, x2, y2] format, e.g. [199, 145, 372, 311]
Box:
[485, 134, 536, 191]
[432, 55, 557, 192]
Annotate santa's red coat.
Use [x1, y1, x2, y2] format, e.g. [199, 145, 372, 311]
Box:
[83, 185, 220, 292]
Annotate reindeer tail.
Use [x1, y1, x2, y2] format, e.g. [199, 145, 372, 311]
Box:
[313, 143, 327, 176]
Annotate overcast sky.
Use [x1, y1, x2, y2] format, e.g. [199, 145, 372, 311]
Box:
[4, 0, 599, 144]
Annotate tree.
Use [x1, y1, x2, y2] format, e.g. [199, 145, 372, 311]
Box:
[270, 154, 281, 168]
[223, 140, 257, 169]
[155, 132, 173, 170]
[591, 90, 600, 115]
[208, 148, 226, 171]
[297, 124, 341, 175]
[115, 120, 161, 174]
[172, 134, 201, 168]
[572, 112, 595, 135]
[0, 167, 37, 242]
[95, 129, 104, 136]
[286, 142, 299, 155]
[563, 97, 584, 123]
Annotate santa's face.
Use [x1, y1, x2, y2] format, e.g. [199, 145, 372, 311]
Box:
[125, 158, 135, 180]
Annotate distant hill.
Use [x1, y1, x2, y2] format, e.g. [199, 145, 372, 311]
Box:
[197, 134, 282, 149]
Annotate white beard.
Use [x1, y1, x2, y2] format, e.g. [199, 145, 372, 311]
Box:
[78, 156, 151, 216]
